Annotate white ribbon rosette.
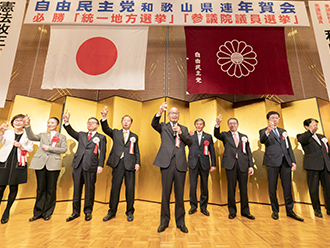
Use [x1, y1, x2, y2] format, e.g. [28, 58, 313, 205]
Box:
[241, 136, 248, 153]
[321, 137, 329, 153]
[93, 137, 100, 154]
[282, 131, 289, 149]
[129, 137, 136, 154]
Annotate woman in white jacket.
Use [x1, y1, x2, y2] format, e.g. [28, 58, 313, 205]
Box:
[0, 114, 33, 224]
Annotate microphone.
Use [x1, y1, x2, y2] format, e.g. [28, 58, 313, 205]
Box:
[172, 121, 177, 136]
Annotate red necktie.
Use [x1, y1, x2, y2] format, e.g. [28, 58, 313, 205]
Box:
[88, 132, 92, 140]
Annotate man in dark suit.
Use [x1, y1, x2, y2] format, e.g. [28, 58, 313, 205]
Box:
[297, 118, 330, 218]
[101, 108, 140, 222]
[188, 118, 216, 216]
[259, 111, 303, 221]
[214, 116, 255, 220]
[63, 113, 106, 222]
[152, 102, 193, 233]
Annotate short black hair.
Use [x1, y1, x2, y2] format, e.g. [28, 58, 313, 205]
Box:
[303, 118, 318, 127]
[10, 114, 25, 127]
[266, 111, 280, 120]
[49, 117, 60, 125]
[88, 117, 99, 125]
[194, 118, 205, 125]
[121, 115, 133, 123]
[227, 118, 239, 125]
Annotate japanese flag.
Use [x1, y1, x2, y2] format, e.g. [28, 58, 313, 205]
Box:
[42, 25, 148, 90]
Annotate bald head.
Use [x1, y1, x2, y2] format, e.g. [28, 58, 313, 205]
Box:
[167, 107, 180, 122]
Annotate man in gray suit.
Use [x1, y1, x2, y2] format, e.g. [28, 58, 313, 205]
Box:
[63, 113, 106, 222]
[297, 118, 330, 218]
[259, 111, 303, 221]
[25, 117, 67, 221]
[152, 102, 192, 233]
[214, 116, 255, 220]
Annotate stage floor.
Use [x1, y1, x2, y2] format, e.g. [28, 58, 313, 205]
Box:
[0, 199, 329, 247]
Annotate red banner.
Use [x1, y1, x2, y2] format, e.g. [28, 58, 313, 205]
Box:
[185, 27, 294, 95]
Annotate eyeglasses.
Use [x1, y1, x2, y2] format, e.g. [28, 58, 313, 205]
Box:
[87, 121, 98, 125]
[14, 119, 23, 123]
[169, 112, 179, 115]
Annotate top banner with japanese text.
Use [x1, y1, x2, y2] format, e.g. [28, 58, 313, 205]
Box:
[24, 0, 309, 27]
[309, 1, 330, 99]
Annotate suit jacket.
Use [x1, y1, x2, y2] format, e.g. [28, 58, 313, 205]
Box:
[0, 129, 33, 163]
[64, 124, 106, 172]
[25, 126, 67, 171]
[101, 119, 140, 171]
[214, 127, 253, 172]
[259, 127, 295, 167]
[188, 131, 216, 171]
[297, 131, 330, 172]
[152, 114, 193, 172]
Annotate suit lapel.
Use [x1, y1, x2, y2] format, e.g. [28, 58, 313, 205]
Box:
[313, 134, 322, 146]
[166, 122, 175, 141]
[228, 131, 236, 147]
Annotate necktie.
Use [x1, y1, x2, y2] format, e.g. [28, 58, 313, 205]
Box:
[312, 133, 321, 146]
[87, 132, 92, 140]
[273, 128, 280, 141]
[198, 132, 202, 146]
[233, 133, 239, 147]
[124, 130, 128, 143]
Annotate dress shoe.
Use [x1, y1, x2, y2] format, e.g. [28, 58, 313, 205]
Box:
[242, 213, 255, 220]
[228, 213, 236, 219]
[271, 212, 279, 220]
[188, 208, 197, 215]
[157, 224, 168, 233]
[1, 218, 9, 224]
[103, 213, 116, 222]
[127, 214, 134, 222]
[177, 225, 188, 233]
[66, 213, 80, 222]
[43, 216, 51, 221]
[287, 212, 304, 222]
[85, 213, 92, 221]
[314, 210, 323, 218]
[29, 216, 41, 222]
[201, 209, 210, 216]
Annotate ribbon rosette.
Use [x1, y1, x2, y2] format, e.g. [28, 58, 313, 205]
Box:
[203, 140, 209, 155]
[321, 137, 329, 153]
[282, 132, 289, 148]
[129, 137, 136, 154]
[92, 137, 100, 154]
[51, 136, 60, 147]
[241, 136, 248, 153]
[19, 150, 28, 166]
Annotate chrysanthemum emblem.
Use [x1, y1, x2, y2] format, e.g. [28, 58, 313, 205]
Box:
[216, 40, 258, 78]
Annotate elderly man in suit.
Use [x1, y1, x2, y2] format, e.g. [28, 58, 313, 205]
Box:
[297, 118, 330, 218]
[101, 108, 140, 222]
[25, 117, 67, 221]
[152, 102, 193, 233]
[63, 113, 106, 222]
[188, 118, 216, 216]
[214, 116, 255, 220]
[259, 111, 303, 221]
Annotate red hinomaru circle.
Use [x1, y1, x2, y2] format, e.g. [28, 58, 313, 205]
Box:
[76, 37, 118, 76]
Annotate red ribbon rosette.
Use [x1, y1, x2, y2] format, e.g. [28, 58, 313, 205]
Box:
[93, 137, 100, 154]
[51, 136, 60, 147]
[203, 140, 209, 155]
[129, 137, 136, 154]
[19, 150, 28, 166]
